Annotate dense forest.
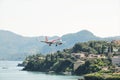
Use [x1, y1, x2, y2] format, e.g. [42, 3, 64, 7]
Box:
[22, 40, 120, 75]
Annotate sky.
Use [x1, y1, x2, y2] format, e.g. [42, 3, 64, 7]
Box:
[0, 0, 120, 37]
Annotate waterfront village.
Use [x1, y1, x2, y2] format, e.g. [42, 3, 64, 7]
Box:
[21, 40, 120, 80]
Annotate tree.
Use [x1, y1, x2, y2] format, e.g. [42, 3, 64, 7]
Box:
[101, 45, 107, 53]
[72, 43, 82, 53]
[118, 48, 120, 52]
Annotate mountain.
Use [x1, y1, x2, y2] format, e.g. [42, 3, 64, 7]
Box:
[0, 30, 120, 60]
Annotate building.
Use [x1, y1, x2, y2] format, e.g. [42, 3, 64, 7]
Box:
[112, 56, 120, 66]
[102, 67, 108, 71]
[71, 53, 86, 59]
[88, 54, 106, 59]
[111, 40, 120, 46]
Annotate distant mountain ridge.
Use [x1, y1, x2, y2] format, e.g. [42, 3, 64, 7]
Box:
[0, 30, 120, 60]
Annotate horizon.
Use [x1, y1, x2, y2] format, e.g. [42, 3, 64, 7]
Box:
[0, 29, 120, 38]
[0, 0, 120, 37]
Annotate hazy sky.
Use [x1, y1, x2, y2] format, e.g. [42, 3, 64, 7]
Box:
[0, 0, 120, 37]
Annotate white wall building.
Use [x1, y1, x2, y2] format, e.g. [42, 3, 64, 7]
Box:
[112, 56, 120, 66]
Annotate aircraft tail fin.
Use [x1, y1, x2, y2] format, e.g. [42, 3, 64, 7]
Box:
[45, 36, 48, 42]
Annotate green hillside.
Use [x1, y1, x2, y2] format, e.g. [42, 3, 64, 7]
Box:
[22, 40, 120, 75]
[0, 30, 120, 60]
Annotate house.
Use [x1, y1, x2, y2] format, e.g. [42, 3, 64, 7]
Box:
[88, 54, 106, 59]
[88, 54, 98, 58]
[112, 56, 120, 66]
[71, 53, 86, 59]
[102, 67, 108, 71]
[111, 40, 120, 46]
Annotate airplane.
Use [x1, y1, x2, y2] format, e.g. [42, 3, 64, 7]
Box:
[40, 36, 63, 46]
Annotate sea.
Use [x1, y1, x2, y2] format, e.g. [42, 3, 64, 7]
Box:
[0, 61, 82, 80]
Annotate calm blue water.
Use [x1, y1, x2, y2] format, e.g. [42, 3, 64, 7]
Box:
[0, 61, 82, 80]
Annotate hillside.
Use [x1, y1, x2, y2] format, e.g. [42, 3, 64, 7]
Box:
[0, 30, 120, 60]
[23, 40, 120, 75]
